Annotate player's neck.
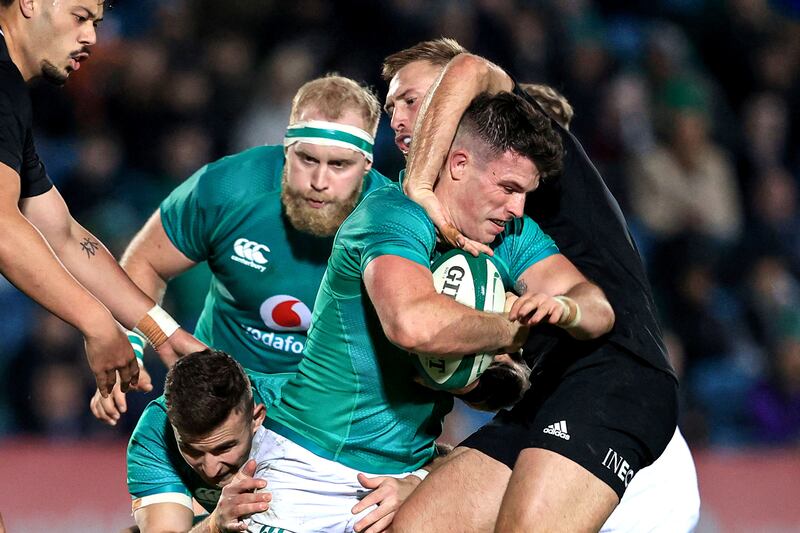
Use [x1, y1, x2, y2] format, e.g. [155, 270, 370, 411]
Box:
[0, 18, 37, 82]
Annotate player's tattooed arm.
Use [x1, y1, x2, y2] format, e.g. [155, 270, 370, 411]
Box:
[80, 237, 100, 258]
[514, 279, 528, 295]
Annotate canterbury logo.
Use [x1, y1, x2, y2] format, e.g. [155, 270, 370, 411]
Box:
[231, 238, 270, 272]
[543, 420, 570, 440]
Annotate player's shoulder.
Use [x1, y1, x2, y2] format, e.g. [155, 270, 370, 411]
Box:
[193, 145, 285, 198]
[362, 168, 393, 195]
[128, 396, 170, 451]
[349, 182, 432, 228]
[0, 61, 29, 113]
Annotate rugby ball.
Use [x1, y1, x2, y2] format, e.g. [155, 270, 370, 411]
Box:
[414, 249, 506, 389]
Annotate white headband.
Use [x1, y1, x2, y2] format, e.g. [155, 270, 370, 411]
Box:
[284, 120, 375, 161]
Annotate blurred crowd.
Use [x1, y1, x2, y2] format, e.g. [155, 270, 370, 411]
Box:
[1, 0, 798, 449]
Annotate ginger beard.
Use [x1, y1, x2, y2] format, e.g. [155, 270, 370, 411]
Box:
[280, 167, 363, 237]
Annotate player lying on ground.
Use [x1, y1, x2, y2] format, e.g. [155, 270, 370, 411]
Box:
[385, 38, 688, 532]
[126, 348, 486, 533]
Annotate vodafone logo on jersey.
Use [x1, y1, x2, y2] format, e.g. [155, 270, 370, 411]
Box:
[259, 295, 312, 332]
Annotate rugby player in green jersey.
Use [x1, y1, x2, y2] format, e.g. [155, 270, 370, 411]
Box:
[90, 74, 390, 423]
[249, 90, 614, 532]
[127, 349, 272, 533]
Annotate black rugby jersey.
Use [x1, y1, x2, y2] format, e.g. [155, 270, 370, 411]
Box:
[0, 31, 52, 198]
[514, 83, 675, 378]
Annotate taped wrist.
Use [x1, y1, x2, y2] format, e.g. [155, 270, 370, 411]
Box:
[554, 295, 582, 329]
[408, 468, 429, 481]
[134, 305, 180, 348]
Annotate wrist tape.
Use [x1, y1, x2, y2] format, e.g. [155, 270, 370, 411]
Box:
[408, 468, 430, 481]
[554, 296, 582, 329]
[134, 305, 180, 348]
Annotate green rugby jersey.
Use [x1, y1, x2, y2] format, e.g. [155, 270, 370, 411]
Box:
[160, 145, 390, 400]
[266, 182, 559, 473]
[127, 372, 278, 513]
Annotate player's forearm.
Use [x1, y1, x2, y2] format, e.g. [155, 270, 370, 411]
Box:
[51, 219, 156, 329]
[559, 282, 615, 340]
[187, 515, 217, 533]
[0, 210, 115, 335]
[405, 54, 513, 196]
[120, 246, 170, 306]
[391, 295, 525, 357]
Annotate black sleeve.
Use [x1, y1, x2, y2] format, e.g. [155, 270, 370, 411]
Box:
[0, 74, 52, 198]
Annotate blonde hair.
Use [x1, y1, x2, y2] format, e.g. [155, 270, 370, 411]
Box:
[290, 74, 381, 137]
[381, 38, 467, 81]
[519, 83, 574, 129]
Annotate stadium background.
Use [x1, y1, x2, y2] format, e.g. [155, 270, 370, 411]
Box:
[1, 0, 799, 530]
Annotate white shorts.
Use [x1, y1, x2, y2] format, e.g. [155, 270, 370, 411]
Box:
[246, 429, 411, 533]
[602, 428, 700, 532]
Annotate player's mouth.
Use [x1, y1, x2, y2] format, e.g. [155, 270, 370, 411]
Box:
[489, 218, 507, 232]
[395, 134, 412, 155]
[305, 197, 329, 209]
[69, 52, 89, 71]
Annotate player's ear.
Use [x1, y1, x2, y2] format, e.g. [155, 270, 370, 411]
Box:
[363, 156, 373, 173]
[448, 149, 468, 181]
[252, 403, 266, 432]
[20, 0, 35, 18]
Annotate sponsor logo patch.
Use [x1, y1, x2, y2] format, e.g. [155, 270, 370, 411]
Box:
[231, 238, 270, 272]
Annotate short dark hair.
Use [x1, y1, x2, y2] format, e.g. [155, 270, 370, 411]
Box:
[381, 38, 466, 81]
[455, 92, 564, 183]
[165, 349, 253, 438]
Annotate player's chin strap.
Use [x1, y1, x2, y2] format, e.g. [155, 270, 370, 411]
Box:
[133, 305, 181, 349]
[283, 120, 374, 162]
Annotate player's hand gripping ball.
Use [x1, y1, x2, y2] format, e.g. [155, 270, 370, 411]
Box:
[414, 249, 506, 389]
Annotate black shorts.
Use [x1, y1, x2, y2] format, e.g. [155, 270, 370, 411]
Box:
[460, 343, 678, 499]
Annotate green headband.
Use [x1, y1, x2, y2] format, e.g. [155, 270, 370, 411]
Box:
[284, 120, 374, 161]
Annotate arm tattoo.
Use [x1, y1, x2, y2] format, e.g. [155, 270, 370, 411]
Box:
[514, 279, 528, 295]
[80, 237, 100, 259]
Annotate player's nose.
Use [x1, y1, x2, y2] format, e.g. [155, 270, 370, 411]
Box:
[390, 108, 406, 133]
[507, 193, 525, 219]
[310, 165, 328, 190]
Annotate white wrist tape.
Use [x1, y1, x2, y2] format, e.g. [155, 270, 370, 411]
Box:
[408, 468, 430, 481]
[134, 305, 180, 348]
[554, 296, 582, 329]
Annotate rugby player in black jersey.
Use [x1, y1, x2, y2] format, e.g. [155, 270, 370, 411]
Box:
[0, 1, 202, 397]
[383, 39, 694, 533]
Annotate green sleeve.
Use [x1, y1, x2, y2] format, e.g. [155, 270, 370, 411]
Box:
[126, 399, 192, 500]
[159, 165, 216, 262]
[494, 215, 559, 284]
[354, 191, 436, 272]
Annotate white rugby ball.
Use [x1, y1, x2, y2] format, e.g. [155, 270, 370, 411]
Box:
[414, 249, 506, 389]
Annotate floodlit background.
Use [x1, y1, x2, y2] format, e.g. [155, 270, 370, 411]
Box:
[1, 1, 799, 531]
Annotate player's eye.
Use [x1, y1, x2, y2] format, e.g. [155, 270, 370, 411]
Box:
[406, 97, 416, 106]
[74, 14, 88, 23]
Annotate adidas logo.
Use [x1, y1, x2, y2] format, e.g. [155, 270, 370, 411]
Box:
[231, 238, 270, 272]
[543, 420, 570, 440]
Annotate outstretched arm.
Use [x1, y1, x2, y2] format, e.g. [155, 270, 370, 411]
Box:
[404, 54, 513, 256]
[19, 186, 157, 328]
